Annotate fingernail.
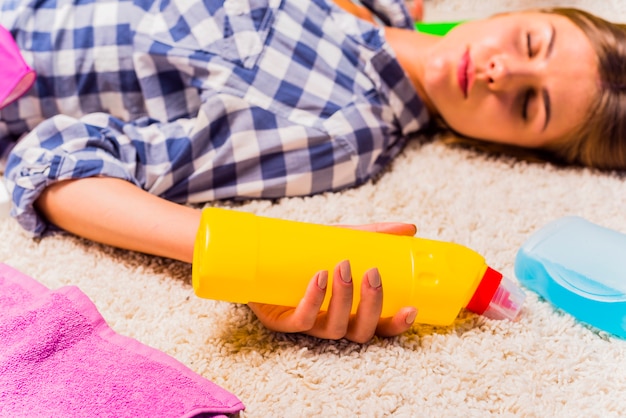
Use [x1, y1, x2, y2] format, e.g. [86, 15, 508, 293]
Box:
[339, 260, 352, 283]
[317, 271, 328, 290]
[405, 309, 417, 325]
[367, 268, 381, 289]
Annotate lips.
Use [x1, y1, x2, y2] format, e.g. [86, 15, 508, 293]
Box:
[458, 49, 470, 98]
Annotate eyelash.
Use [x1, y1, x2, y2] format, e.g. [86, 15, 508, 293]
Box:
[522, 33, 534, 120]
[522, 90, 533, 121]
[526, 33, 534, 58]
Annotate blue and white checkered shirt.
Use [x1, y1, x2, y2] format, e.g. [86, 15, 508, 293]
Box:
[1, 0, 428, 236]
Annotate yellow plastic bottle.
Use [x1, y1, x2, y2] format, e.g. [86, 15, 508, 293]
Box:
[192, 208, 525, 325]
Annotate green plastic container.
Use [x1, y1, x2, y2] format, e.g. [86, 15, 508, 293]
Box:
[415, 21, 463, 36]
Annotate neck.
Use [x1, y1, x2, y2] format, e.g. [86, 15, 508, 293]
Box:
[384, 27, 440, 116]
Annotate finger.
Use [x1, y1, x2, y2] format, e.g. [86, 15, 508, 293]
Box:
[337, 222, 417, 236]
[289, 270, 331, 329]
[308, 260, 354, 340]
[249, 270, 328, 333]
[369, 222, 417, 236]
[376, 307, 418, 338]
[344, 268, 384, 343]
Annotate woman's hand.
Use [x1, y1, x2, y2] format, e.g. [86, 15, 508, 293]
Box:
[332, 0, 377, 24]
[247, 222, 419, 343]
[409, 0, 424, 22]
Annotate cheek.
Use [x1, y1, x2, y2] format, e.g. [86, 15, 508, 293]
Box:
[422, 55, 448, 98]
[442, 100, 511, 140]
[445, 20, 491, 41]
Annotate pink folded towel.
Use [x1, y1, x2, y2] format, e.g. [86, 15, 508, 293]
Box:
[0, 263, 244, 418]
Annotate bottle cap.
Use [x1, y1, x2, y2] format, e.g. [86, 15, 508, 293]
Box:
[466, 267, 525, 321]
[481, 275, 526, 321]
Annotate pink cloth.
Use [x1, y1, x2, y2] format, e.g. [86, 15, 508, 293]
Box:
[0, 24, 35, 109]
[0, 263, 244, 418]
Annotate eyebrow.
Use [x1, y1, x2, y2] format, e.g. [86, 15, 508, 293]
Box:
[541, 24, 556, 132]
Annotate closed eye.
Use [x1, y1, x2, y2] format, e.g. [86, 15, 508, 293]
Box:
[526, 33, 534, 58]
[522, 89, 534, 120]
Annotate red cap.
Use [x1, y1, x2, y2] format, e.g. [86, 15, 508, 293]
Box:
[466, 267, 503, 314]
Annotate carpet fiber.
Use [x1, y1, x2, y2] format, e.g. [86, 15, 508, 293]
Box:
[2, 1, 626, 416]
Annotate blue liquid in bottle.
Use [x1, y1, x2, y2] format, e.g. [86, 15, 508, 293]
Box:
[515, 216, 626, 338]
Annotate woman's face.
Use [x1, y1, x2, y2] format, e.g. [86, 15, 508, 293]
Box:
[421, 12, 599, 148]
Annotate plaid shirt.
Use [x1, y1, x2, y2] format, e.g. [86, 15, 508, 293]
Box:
[1, 0, 428, 236]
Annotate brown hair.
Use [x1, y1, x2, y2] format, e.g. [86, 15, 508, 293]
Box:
[441, 8, 626, 171]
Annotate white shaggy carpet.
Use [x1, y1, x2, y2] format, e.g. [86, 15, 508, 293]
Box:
[2, 1, 626, 417]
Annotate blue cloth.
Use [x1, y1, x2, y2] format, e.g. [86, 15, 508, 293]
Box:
[1, 0, 428, 236]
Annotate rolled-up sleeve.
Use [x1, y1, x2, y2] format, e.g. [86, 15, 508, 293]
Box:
[4, 112, 197, 236]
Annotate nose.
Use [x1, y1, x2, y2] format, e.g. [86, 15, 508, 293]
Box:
[483, 54, 542, 92]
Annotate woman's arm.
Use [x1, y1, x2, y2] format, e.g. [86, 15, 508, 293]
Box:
[35, 177, 200, 263]
[35, 176, 419, 263]
[35, 177, 417, 342]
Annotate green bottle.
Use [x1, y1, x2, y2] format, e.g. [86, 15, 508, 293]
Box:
[415, 21, 463, 36]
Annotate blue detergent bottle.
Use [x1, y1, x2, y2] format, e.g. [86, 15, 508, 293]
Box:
[515, 216, 626, 338]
